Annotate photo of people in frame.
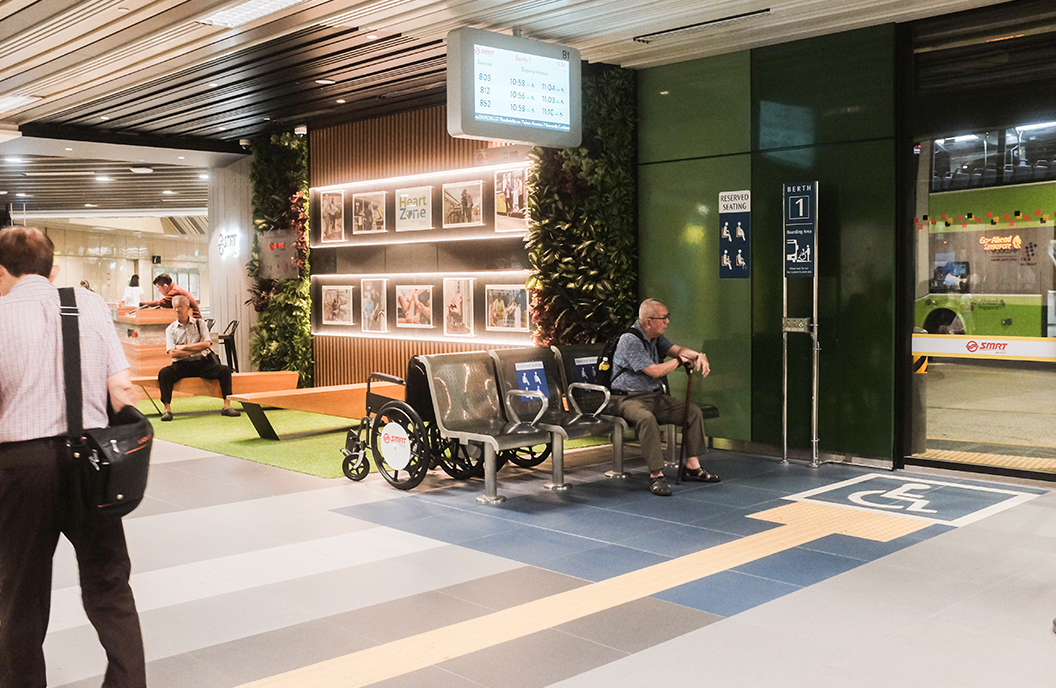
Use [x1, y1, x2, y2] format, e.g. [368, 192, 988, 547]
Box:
[442, 181, 483, 227]
[321, 286, 353, 325]
[320, 191, 345, 242]
[443, 278, 474, 336]
[395, 285, 433, 328]
[494, 169, 529, 232]
[353, 192, 386, 234]
[361, 279, 388, 333]
[485, 285, 529, 332]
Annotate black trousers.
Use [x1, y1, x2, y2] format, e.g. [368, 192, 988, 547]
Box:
[0, 437, 146, 688]
[158, 355, 233, 404]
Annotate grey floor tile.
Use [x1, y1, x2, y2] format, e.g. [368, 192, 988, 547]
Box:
[437, 564, 587, 612]
[54, 653, 237, 688]
[555, 597, 722, 653]
[188, 616, 374, 684]
[139, 463, 275, 509]
[335, 590, 493, 643]
[370, 665, 491, 688]
[438, 628, 627, 688]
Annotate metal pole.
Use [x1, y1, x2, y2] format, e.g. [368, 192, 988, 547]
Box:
[782, 223, 789, 465]
[810, 183, 820, 468]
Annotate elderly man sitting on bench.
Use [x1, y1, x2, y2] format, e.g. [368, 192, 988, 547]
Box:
[158, 295, 241, 421]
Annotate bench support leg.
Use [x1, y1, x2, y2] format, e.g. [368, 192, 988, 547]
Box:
[544, 434, 570, 491]
[138, 386, 162, 416]
[665, 425, 678, 466]
[476, 444, 506, 505]
[606, 423, 627, 479]
[240, 402, 280, 441]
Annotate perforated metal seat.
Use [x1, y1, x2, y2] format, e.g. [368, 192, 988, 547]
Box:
[490, 347, 625, 489]
[420, 352, 550, 504]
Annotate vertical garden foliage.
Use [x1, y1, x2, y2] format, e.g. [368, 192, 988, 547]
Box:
[526, 66, 637, 344]
[246, 132, 313, 386]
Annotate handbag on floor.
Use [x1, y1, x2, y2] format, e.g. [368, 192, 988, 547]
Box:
[60, 288, 153, 519]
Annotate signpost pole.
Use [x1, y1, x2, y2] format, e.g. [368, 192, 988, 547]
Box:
[811, 192, 820, 468]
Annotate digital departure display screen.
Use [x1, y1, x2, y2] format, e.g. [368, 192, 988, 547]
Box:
[473, 44, 571, 133]
[447, 28, 581, 147]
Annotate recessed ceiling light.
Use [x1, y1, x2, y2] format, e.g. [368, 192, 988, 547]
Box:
[366, 34, 378, 40]
[218, 126, 226, 131]
[64, 147, 73, 151]
[263, 117, 270, 121]
[95, 176, 112, 182]
[4, 157, 25, 163]
[198, 0, 309, 27]
[336, 99, 345, 104]
[163, 190, 176, 194]
[85, 203, 98, 207]
[315, 79, 335, 85]
[209, 83, 219, 87]
[100, 116, 109, 120]
[15, 193, 28, 197]
[129, 167, 153, 174]
[0, 191, 7, 195]
[178, 156, 185, 160]
[199, 174, 210, 180]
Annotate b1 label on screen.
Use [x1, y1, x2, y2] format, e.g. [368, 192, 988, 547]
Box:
[719, 190, 750, 279]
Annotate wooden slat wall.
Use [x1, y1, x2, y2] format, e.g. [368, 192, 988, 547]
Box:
[310, 105, 502, 187]
[310, 105, 513, 384]
[314, 336, 521, 385]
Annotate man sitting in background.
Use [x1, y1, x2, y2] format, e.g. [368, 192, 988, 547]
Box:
[141, 273, 201, 318]
[157, 295, 240, 421]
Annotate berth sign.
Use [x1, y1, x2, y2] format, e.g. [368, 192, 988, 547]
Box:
[784, 182, 817, 278]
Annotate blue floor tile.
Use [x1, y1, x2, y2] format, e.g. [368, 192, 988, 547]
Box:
[730, 546, 863, 587]
[333, 497, 464, 526]
[798, 532, 923, 562]
[689, 504, 786, 537]
[541, 543, 671, 582]
[676, 482, 788, 509]
[484, 500, 672, 543]
[460, 525, 607, 567]
[655, 570, 800, 617]
[617, 523, 740, 558]
[608, 493, 742, 525]
[394, 509, 524, 545]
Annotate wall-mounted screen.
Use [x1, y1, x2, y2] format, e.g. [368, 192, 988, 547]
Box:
[447, 27, 581, 148]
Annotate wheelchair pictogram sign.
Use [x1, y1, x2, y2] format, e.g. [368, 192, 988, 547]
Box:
[784, 473, 1042, 526]
[515, 361, 550, 401]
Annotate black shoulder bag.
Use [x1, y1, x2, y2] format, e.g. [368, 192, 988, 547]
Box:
[60, 288, 153, 519]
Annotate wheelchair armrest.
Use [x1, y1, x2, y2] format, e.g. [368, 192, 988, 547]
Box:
[504, 389, 549, 426]
[567, 382, 611, 416]
[369, 373, 405, 386]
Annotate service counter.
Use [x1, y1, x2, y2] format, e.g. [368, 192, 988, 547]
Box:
[115, 307, 178, 378]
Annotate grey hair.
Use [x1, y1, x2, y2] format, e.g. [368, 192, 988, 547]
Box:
[639, 298, 665, 320]
[172, 295, 190, 309]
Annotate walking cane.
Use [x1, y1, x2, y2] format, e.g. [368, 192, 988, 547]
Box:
[675, 359, 694, 485]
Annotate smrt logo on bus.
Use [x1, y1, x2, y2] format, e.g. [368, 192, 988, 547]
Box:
[966, 340, 1007, 353]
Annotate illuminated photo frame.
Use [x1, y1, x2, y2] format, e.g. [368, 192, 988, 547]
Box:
[321, 285, 354, 325]
[352, 192, 386, 234]
[361, 279, 388, 332]
[320, 190, 345, 243]
[443, 278, 474, 336]
[395, 185, 433, 231]
[485, 285, 529, 332]
[442, 181, 483, 227]
[395, 285, 433, 328]
[494, 169, 529, 232]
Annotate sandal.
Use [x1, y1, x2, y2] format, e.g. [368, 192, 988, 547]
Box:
[682, 467, 721, 483]
[649, 476, 673, 496]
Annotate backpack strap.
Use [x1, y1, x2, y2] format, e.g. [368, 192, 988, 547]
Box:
[59, 287, 84, 444]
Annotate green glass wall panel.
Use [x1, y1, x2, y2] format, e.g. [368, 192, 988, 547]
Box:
[638, 51, 751, 164]
[639, 155, 752, 440]
[751, 139, 896, 458]
[752, 24, 896, 152]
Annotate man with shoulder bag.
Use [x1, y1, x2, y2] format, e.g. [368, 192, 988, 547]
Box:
[157, 295, 241, 421]
[0, 226, 147, 687]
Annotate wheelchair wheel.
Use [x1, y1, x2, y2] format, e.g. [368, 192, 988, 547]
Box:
[501, 444, 552, 468]
[342, 452, 369, 481]
[370, 401, 430, 490]
[428, 424, 479, 480]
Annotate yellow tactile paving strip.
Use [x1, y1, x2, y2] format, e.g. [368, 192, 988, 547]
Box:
[240, 502, 927, 688]
[919, 449, 1056, 474]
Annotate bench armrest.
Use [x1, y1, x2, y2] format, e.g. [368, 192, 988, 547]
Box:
[567, 382, 611, 417]
[504, 389, 548, 426]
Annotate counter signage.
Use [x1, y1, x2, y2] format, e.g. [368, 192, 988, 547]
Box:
[259, 229, 298, 280]
[718, 190, 751, 279]
[783, 182, 817, 278]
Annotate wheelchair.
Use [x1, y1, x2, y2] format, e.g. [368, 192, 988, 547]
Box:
[340, 356, 552, 490]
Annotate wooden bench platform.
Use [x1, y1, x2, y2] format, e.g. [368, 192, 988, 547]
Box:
[132, 371, 300, 414]
[229, 381, 404, 441]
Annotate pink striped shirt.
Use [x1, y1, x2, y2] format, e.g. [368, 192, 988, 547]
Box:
[0, 276, 128, 442]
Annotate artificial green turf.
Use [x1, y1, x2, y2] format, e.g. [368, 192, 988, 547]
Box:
[141, 396, 615, 480]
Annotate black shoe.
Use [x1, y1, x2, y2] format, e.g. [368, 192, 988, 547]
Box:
[649, 476, 672, 496]
[682, 467, 721, 483]
[160, 411, 173, 422]
[220, 407, 241, 417]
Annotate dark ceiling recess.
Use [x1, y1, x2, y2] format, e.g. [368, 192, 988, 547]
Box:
[911, 0, 1056, 137]
[36, 25, 449, 143]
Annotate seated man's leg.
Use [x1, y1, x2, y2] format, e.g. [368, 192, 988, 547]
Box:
[157, 362, 191, 419]
[653, 395, 717, 479]
[197, 359, 239, 415]
[609, 392, 666, 474]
